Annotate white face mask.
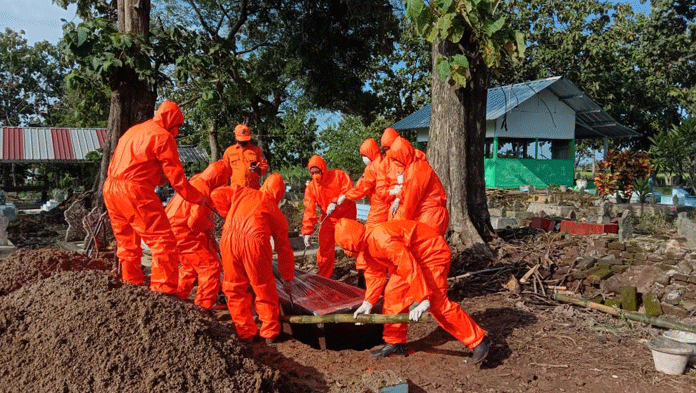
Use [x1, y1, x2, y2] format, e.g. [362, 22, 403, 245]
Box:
[362, 156, 371, 165]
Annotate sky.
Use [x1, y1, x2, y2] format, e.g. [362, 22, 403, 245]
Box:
[2, 0, 653, 45]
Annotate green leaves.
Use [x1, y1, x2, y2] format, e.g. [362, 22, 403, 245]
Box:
[405, 0, 524, 88]
[484, 16, 505, 37]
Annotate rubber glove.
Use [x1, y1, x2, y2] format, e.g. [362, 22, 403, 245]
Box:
[390, 198, 400, 217]
[389, 184, 402, 196]
[303, 235, 311, 247]
[337, 194, 347, 205]
[397, 174, 404, 184]
[409, 300, 430, 321]
[353, 300, 372, 319]
[326, 202, 337, 215]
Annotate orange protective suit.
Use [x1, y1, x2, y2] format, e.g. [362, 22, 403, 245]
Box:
[165, 160, 231, 309]
[345, 138, 389, 227]
[335, 218, 487, 348]
[302, 155, 357, 278]
[222, 125, 268, 189]
[343, 138, 389, 272]
[387, 137, 449, 236]
[211, 173, 295, 341]
[103, 101, 204, 292]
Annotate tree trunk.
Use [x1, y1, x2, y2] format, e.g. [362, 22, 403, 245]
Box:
[208, 121, 220, 162]
[92, 0, 155, 207]
[428, 37, 493, 257]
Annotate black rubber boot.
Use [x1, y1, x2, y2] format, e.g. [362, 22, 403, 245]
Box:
[369, 343, 407, 358]
[470, 335, 491, 364]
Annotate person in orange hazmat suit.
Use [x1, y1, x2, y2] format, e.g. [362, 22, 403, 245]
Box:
[210, 173, 295, 343]
[103, 100, 205, 293]
[335, 218, 491, 363]
[335, 138, 389, 287]
[370, 130, 436, 343]
[373, 127, 425, 207]
[386, 136, 449, 236]
[223, 124, 269, 189]
[165, 159, 231, 309]
[301, 155, 357, 278]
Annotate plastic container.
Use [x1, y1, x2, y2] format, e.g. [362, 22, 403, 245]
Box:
[648, 337, 692, 375]
[663, 330, 696, 364]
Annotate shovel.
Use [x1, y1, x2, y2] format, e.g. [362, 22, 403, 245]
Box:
[301, 212, 331, 262]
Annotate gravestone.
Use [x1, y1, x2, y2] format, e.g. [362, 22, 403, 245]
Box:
[676, 212, 696, 249]
[618, 208, 635, 242]
[0, 214, 8, 246]
[598, 201, 613, 224]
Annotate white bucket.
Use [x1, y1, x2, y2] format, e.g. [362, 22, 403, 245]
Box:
[663, 330, 696, 364]
[648, 337, 692, 375]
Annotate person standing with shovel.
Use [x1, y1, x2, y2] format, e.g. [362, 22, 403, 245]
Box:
[301, 155, 357, 278]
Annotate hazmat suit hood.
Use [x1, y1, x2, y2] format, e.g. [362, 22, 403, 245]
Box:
[380, 128, 400, 149]
[153, 100, 185, 137]
[387, 136, 416, 166]
[334, 218, 366, 255]
[197, 160, 232, 194]
[307, 155, 329, 183]
[260, 172, 286, 204]
[359, 138, 381, 162]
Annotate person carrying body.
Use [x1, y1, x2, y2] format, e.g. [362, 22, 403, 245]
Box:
[386, 136, 449, 236]
[335, 138, 389, 287]
[335, 218, 491, 363]
[166, 159, 231, 310]
[223, 123, 269, 189]
[103, 100, 205, 293]
[301, 154, 357, 278]
[211, 173, 294, 343]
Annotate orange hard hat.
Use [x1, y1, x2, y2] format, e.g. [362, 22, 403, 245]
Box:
[234, 124, 251, 141]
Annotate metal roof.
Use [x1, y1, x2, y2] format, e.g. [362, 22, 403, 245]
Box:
[390, 76, 640, 139]
[0, 127, 209, 163]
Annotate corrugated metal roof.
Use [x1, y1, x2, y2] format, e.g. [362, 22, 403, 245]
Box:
[390, 76, 640, 139]
[0, 127, 210, 163]
[178, 145, 210, 163]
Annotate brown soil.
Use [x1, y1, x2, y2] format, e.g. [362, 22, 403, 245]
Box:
[1, 201, 696, 392]
[0, 249, 296, 393]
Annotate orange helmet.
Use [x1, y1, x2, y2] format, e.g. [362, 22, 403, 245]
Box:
[234, 124, 252, 141]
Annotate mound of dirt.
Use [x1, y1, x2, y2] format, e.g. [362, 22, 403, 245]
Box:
[0, 249, 290, 393]
[0, 249, 112, 296]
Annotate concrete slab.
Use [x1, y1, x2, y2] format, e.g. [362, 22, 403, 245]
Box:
[0, 240, 17, 259]
[526, 202, 575, 217]
[491, 217, 520, 230]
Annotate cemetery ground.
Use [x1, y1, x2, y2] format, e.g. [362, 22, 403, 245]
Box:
[2, 190, 696, 392]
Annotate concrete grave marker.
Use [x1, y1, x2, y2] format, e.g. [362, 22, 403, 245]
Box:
[676, 212, 696, 249]
[0, 214, 8, 246]
[618, 207, 635, 242]
[598, 201, 612, 224]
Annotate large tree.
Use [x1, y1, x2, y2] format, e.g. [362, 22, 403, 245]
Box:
[156, 0, 400, 165]
[60, 0, 159, 202]
[499, 0, 696, 149]
[0, 29, 68, 127]
[405, 0, 524, 255]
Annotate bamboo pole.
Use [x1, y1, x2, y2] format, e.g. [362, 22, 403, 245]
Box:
[553, 293, 696, 334]
[281, 313, 433, 324]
